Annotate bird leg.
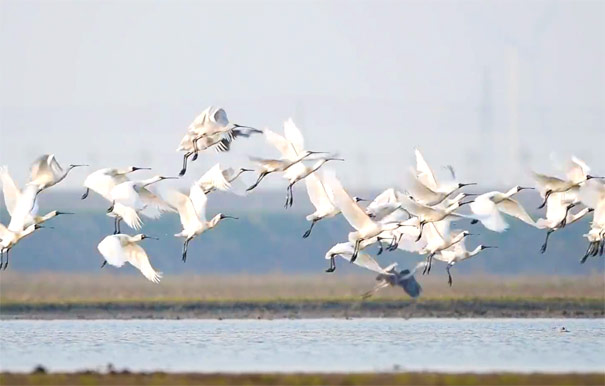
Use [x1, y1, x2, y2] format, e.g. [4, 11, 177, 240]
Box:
[387, 234, 403, 251]
[0, 250, 3, 271]
[179, 151, 193, 177]
[182, 238, 190, 262]
[325, 256, 336, 273]
[446, 263, 453, 287]
[540, 230, 553, 254]
[351, 239, 362, 262]
[81, 188, 90, 200]
[537, 190, 552, 209]
[302, 219, 317, 239]
[423, 253, 434, 275]
[600, 240, 604, 256]
[246, 172, 268, 192]
[284, 184, 294, 209]
[113, 217, 119, 234]
[415, 222, 425, 242]
[101, 260, 107, 268]
[581, 242, 596, 264]
[3, 248, 9, 270]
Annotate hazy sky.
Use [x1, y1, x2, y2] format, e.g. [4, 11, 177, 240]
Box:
[1, 0, 603, 191]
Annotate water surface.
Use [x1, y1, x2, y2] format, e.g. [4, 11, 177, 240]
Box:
[1, 318, 603, 373]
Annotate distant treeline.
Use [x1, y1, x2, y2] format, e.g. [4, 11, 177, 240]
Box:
[1, 190, 603, 275]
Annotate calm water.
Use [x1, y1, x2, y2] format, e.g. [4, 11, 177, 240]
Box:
[1, 319, 604, 373]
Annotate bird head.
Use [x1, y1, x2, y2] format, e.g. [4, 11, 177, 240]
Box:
[129, 166, 151, 172]
[353, 196, 368, 203]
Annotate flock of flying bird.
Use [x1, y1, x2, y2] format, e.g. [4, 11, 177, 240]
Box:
[0, 106, 603, 298]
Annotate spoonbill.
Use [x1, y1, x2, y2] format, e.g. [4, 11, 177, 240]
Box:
[419, 229, 473, 274]
[81, 167, 150, 200]
[0, 223, 43, 270]
[195, 163, 253, 195]
[468, 186, 535, 232]
[1, 167, 72, 232]
[97, 234, 162, 283]
[432, 240, 496, 286]
[108, 176, 176, 233]
[177, 106, 261, 176]
[164, 184, 238, 262]
[578, 179, 605, 262]
[534, 193, 593, 253]
[362, 261, 428, 299]
[283, 156, 344, 208]
[323, 171, 413, 262]
[533, 157, 602, 209]
[245, 151, 324, 192]
[324, 242, 389, 273]
[412, 149, 476, 202]
[399, 195, 472, 241]
[28, 154, 88, 192]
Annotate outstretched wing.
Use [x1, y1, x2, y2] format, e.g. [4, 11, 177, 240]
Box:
[196, 163, 231, 193]
[283, 118, 305, 156]
[97, 235, 127, 268]
[305, 172, 333, 213]
[414, 148, 438, 190]
[498, 198, 535, 226]
[323, 171, 373, 231]
[163, 188, 203, 229]
[124, 242, 162, 283]
[566, 156, 590, 184]
[264, 129, 295, 159]
[0, 166, 20, 215]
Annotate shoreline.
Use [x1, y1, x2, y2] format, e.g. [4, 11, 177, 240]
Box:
[1, 371, 603, 386]
[2, 298, 603, 319]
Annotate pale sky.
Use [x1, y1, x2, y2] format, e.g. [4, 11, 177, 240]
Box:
[1, 0, 603, 190]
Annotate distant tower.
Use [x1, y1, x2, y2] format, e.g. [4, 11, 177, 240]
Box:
[479, 66, 493, 183]
[507, 47, 521, 185]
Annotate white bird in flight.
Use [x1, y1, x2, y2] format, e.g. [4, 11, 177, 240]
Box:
[468, 186, 535, 232]
[97, 233, 162, 283]
[323, 172, 413, 262]
[432, 239, 496, 286]
[195, 163, 253, 196]
[108, 175, 176, 233]
[164, 184, 238, 262]
[81, 166, 151, 201]
[0, 223, 43, 270]
[533, 156, 602, 209]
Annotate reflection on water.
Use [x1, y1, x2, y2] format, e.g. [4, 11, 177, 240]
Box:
[0, 318, 604, 373]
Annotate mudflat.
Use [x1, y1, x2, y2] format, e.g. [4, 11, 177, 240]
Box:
[1, 371, 603, 386]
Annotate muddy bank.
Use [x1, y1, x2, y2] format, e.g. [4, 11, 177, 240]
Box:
[1, 371, 603, 386]
[1, 298, 603, 319]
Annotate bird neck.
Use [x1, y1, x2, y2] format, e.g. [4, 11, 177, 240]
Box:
[207, 214, 223, 229]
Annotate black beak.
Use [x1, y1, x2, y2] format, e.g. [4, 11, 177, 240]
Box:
[459, 200, 474, 206]
[326, 158, 345, 162]
[132, 167, 152, 171]
[464, 193, 479, 197]
[160, 176, 179, 180]
[69, 164, 89, 168]
[519, 186, 534, 191]
[56, 211, 74, 215]
[222, 215, 239, 220]
[234, 124, 260, 131]
[587, 175, 605, 180]
[142, 235, 159, 240]
[81, 188, 89, 200]
[459, 183, 477, 188]
[240, 168, 254, 172]
[483, 246, 497, 249]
